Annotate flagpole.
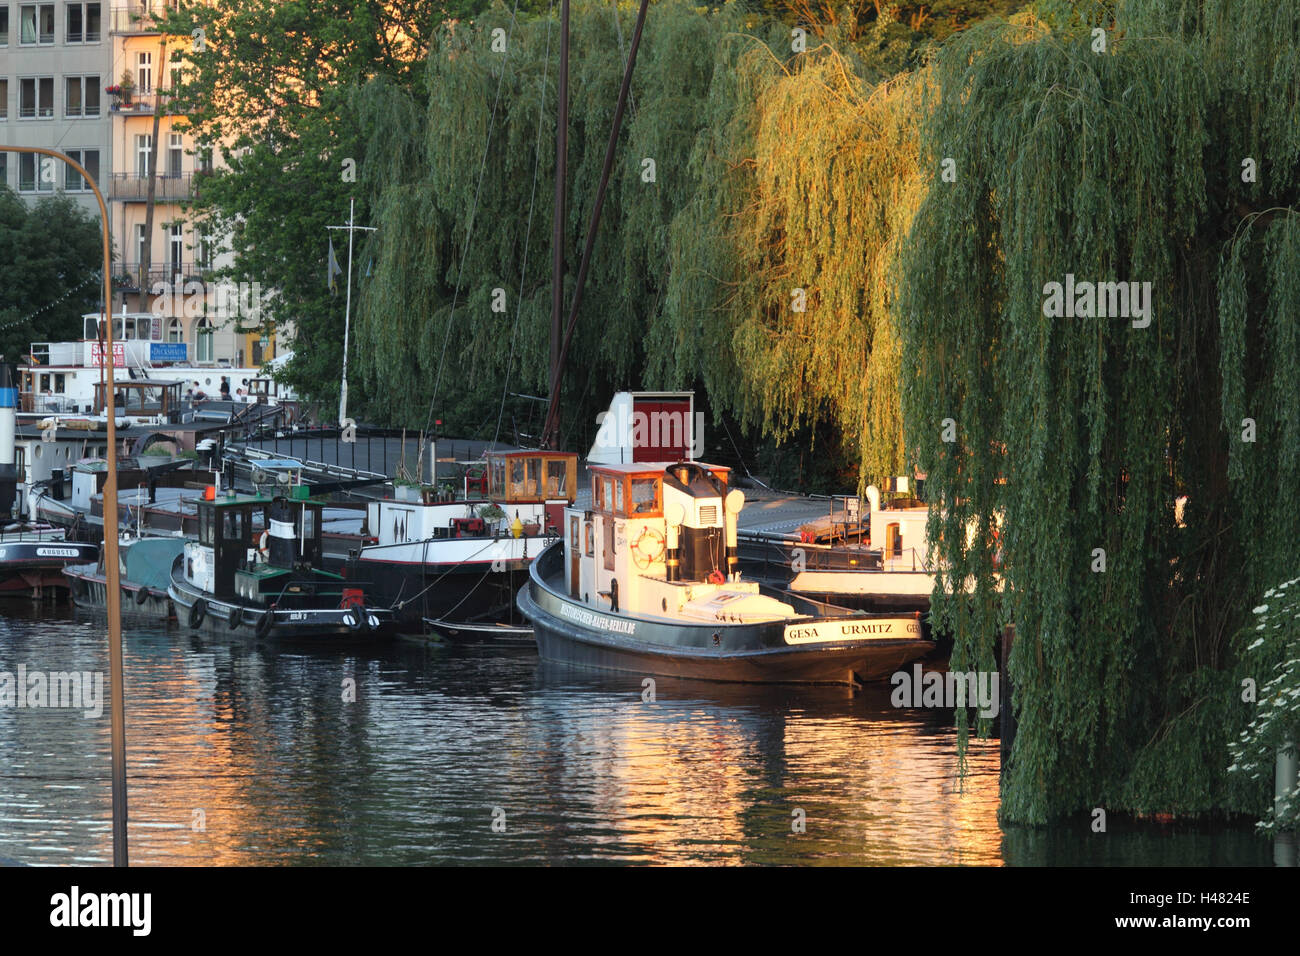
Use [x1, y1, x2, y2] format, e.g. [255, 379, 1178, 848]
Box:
[327, 198, 375, 428]
[341, 198, 354, 427]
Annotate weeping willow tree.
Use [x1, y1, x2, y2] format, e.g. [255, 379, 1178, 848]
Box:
[656, 39, 925, 485]
[899, 0, 1300, 824]
[351, 0, 753, 439]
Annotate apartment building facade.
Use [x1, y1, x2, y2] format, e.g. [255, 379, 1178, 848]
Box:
[1, 1, 282, 369]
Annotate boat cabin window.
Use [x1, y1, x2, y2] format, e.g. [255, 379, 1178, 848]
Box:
[584, 520, 593, 556]
[199, 508, 214, 547]
[508, 457, 541, 498]
[546, 458, 568, 497]
[222, 510, 244, 541]
[614, 478, 624, 514]
[297, 506, 318, 540]
[630, 477, 661, 515]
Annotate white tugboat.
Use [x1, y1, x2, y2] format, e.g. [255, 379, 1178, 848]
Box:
[518, 459, 933, 684]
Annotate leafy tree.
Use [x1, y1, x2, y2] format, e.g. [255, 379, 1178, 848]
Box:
[0, 187, 103, 361]
[898, 0, 1300, 823]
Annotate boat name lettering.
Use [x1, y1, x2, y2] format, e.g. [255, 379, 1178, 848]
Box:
[36, 547, 81, 558]
[784, 620, 920, 644]
[558, 602, 636, 634]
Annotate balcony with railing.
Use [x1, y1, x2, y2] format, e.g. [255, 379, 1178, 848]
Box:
[108, 93, 180, 116]
[109, 2, 178, 35]
[115, 262, 214, 292]
[107, 171, 197, 202]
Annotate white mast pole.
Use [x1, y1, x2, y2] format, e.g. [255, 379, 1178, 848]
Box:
[327, 198, 375, 429]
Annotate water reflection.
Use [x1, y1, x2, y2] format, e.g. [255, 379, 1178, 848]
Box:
[0, 606, 1273, 866]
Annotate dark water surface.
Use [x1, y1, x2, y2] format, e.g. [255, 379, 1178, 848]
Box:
[0, 604, 1276, 866]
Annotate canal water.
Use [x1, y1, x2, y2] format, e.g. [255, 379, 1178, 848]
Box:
[0, 605, 1275, 866]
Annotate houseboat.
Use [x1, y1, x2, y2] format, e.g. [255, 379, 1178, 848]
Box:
[64, 535, 186, 621]
[737, 483, 936, 612]
[349, 449, 579, 636]
[517, 459, 934, 685]
[169, 485, 396, 642]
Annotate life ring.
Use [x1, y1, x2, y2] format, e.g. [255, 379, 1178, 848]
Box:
[708, 569, 725, 585]
[228, 605, 243, 630]
[134, 586, 150, 606]
[630, 526, 666, 569]
[255, 608, 274, 638]
[188, 598, 207, 629]
[257, 530, 270, 561]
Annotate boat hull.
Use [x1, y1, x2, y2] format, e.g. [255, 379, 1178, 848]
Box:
[169, 564, 398, 645]
[63, 564, 175, 621]
[0, 541, 99, 596]
[519, 544, 933, 686]
[353, 552, 535, 634]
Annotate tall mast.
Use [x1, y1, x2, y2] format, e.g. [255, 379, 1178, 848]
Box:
[547, 0, 571, 449]
[540, 0, 652, 450]
[327, 198, 375, 427]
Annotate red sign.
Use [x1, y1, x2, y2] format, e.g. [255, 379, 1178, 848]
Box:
[91, 343, 126, 367]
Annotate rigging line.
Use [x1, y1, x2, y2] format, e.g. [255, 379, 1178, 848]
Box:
[392, 533, 508, 607]
[422, 0, 527, 440]
[493, 0, 557, 451]
[609, 0, 636, 117]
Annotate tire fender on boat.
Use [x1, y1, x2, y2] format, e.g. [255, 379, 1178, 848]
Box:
[228, 605, 243, 630]
[189, 599, 207, 629]
[134, 586, 150, 606]
[344, 606, 366, 631]
[255, 608, 274, 638]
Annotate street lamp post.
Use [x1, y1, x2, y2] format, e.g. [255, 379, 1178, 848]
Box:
[1, 146, 128, 866]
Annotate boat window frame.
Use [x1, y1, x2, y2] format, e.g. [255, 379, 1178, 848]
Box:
[629, 477, 661, 517]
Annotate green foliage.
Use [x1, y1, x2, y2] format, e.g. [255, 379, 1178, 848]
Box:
[1229, 582, 1300, 831]
[0, 187, 103, 360]
[899, 1, 1300, 823]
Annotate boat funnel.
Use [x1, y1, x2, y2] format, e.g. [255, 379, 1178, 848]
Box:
[0, 362, 17, 517]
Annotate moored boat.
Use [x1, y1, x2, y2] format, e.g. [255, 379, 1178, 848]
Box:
[349, 449, 578, 636]
[63, 535, 185, 621]
[169, 485, 397, 643]
[518, 460, 933, 685]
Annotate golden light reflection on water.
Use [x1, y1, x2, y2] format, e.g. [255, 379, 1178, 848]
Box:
[4, 612, 1004, 865]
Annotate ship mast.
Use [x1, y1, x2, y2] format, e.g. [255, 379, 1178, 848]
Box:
[540, 0, 652, 450]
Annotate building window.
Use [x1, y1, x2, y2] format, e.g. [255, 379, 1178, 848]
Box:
[195, 227, 215, 271]
[136, 50, 152, 94]
[195, 317, 214, 363]
[0, 79, 7, 120]
[134, 223, 146, 265]
[0, 8, 9, 45]
[167, 132, 183, 177]
[196, 143, 214, 174]
[0, 154, 7, 188]
[168, 223, 184, 275]
[65, 75, 100, 117]
[167, 318, 183, 343]
[19, 76, 55, 118]
[18, 153, 56, 192]
[19, 4, 53, 44]
[65, 2, 99, 43]
[63, 149, 99, 191]
[135, 133, 152, 176]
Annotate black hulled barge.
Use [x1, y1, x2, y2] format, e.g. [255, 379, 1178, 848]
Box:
[169, 485, 395, 642]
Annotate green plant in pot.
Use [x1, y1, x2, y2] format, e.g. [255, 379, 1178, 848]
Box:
[477, 503, 506, 529]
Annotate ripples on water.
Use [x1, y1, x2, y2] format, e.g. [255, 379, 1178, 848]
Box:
[0, 605, 1274, 866]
